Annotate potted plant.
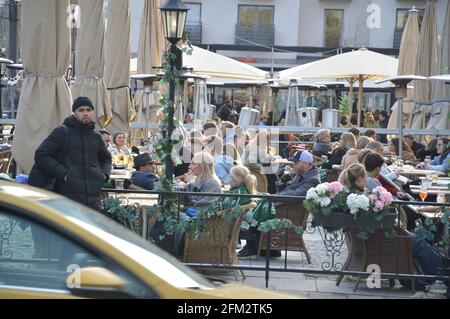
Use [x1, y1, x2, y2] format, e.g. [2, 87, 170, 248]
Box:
[304, 182, 397, 232]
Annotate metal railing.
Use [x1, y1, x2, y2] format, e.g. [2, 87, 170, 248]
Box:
[184, 21, 202, 45]
[101, 188, 450, 291]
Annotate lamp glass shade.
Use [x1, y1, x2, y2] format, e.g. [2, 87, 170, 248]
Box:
[160, 0, 188, 42]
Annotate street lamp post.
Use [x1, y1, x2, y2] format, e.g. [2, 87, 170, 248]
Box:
[160, 0, 189, 183]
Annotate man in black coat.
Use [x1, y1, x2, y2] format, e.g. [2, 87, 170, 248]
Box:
[34, 96, 112, 210]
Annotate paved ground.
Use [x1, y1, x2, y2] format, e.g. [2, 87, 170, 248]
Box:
[208, 227, 448, 299]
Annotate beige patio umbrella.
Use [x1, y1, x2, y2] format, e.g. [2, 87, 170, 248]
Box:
[71, 0, 112, 128]
[411, 1, 438, 132]
[104, 0, 134, 135]
[12, 0, 72, 174]
[132, 0, 166, 144]
[283, 48, 398, 127]
[388, 7, 420, 129]
[427, 0, 450, 130]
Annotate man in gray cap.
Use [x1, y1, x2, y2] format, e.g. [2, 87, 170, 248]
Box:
[277, 150, 320, 197]
[30, 96, 111, 210]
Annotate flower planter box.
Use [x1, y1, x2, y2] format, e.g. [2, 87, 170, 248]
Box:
[312, 211, 397, 229]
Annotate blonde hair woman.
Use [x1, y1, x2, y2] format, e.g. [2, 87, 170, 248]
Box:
[328, 132, 357, 166]
[356, 136, 373, 149]
[184, 152, 223, 208]
[338, 163, 367, 192]
[341, 149, 361, 169]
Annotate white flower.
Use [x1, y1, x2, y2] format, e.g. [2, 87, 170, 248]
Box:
[320, 197, 332, 207]
[306, 188, 320, 202]
[347, 194, 370, 214]
[315, 183, 330, 195]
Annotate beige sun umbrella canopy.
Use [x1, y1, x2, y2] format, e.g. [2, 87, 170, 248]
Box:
[427, 0, 450, 131]
[130, 45, 269, 82]
[132, 0, 166, 145]
[12, 0, 72, 174]
[71, 0, 112, 129]
[104, 0, 134, 136]
[279, 48, 398, 126]
[411, 1, 438, 132]
[388, 7, 420, 130]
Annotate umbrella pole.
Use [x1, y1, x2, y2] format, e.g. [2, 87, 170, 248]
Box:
[348, 79, 354, 123]
[357, 75, 364, 127]
[398, 97, 403, 159]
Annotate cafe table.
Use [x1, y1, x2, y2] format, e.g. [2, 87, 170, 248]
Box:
[108, 192, 159, 239]
[397, 168, 445, 178]
[109, 169, 133, 180]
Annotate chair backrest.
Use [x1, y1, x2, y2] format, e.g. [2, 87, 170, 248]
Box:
[249, 169, 268, 193]
[0, 151, 12, 174]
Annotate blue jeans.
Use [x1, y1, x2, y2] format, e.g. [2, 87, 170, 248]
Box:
[408, 231, 446, 286]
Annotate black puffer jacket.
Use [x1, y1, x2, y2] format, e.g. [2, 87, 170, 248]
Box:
[34, 115, 112, 209]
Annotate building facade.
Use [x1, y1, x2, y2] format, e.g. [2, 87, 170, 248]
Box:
[129, 0, 450, 72]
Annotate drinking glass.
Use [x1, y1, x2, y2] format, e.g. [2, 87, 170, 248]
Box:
[419, 184, 428, 202]
[397, 158, 404, 169]
[424, 156, 431, 168]
[115, 179, 124, 190]
[437, 193, 446, 204]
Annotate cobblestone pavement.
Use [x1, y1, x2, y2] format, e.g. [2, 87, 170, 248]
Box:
[212, 226, 448, 299]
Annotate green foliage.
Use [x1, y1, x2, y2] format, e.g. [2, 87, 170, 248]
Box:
[98, 196, 145, 233]
[416, 206, 450, 252]
[338, 95, 350, 117]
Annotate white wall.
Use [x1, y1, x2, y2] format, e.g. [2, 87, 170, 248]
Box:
[131, 0, 145, 56]
[369, 0, 427, 48]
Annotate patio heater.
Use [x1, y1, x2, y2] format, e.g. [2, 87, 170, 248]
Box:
[319, 82, 345, 128]
[375, 75, 426, 158]
[160, 0, 189, 182]
[0, 57, 14, 135]
[131, 74, 160, 146]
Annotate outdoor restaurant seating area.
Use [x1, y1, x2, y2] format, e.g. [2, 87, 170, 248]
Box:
[1, 0, 450, 300]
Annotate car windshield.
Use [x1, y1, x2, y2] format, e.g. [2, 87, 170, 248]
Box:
[41, 198, 213, 289]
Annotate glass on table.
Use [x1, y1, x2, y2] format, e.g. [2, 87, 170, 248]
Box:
[419, 184, 428, 202]
[424, 156, 431, 167]
[115, 179, 125, 190]
[437, 193, 446, 204]
[397, 157, 404, 169]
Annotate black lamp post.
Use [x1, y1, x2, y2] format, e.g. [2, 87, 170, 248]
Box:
[160, 0, 189, 183]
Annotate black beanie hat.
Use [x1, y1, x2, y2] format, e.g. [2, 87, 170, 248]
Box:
[72, 96, 94, 112]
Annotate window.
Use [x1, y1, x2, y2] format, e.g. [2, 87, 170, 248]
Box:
[185, 2, 201, 23]
[184, 3, 202, 44]
[238, 5, 274, 28]
[0, 208, 155, 298]
[393, 8, 424, 49]
[236, 5, 274, 46]
[324, 9, 344, 48]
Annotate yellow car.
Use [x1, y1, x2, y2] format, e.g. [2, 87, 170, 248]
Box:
[0, 181, 297, 299]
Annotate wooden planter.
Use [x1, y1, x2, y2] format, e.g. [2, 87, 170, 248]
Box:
[312, 211, 397, 229]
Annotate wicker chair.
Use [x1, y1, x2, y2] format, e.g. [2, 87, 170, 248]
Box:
[182, 202, 257, 279]
[337, 228, 415, 292]
[250, 170, 269, 193]
[258, 200, 311, 263]
[0, 151, 12, 174]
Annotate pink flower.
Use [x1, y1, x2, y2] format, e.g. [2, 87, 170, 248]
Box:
[379, 192, 393, 204]
[368, 194, 378, 202]
[328, 181, 344, 198]
[374, 200, 384, 211]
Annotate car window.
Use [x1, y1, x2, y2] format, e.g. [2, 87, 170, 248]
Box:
[42, 198, 213, 288]
[0, 209, 156, 298]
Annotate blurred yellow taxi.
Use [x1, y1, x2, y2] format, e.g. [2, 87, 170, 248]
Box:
[0, 181, 298, 299]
